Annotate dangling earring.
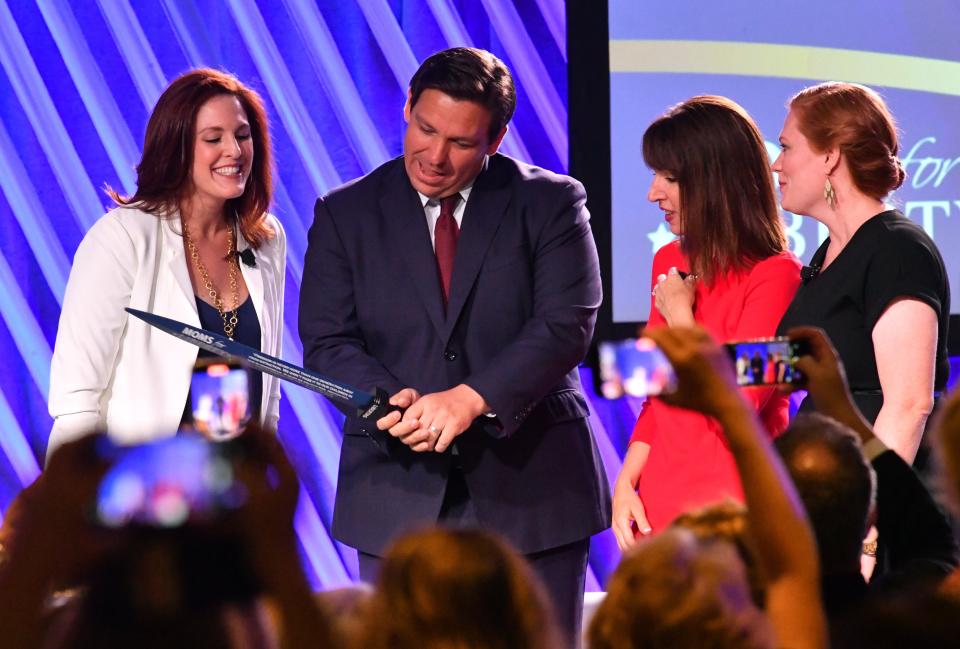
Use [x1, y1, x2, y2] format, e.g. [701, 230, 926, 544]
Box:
[824, 177, 837, 209]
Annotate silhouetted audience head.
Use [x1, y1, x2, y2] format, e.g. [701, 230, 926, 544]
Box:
[671, 500, 764, 606]
[314, 584, 373, 649]
[833, 589, 960, 649]
[47, 528, 272, 648]
[360, 527, 563, 649]
[933, 390, 960, 602]
[49, 587, 271, 649]
[934, 391, 960, 516]
[589, 528, 772, 649]
[774, 413, 875, 575]
[0, 429, 333, 649]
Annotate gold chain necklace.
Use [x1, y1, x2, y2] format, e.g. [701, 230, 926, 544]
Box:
[183, 221, 239, 339]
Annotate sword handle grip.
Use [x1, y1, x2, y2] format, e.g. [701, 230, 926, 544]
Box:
[357, 387, 402, 422]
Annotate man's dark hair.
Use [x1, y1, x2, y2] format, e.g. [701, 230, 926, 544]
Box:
[408, 47, 516, 142]
[774, 413, 876, 575]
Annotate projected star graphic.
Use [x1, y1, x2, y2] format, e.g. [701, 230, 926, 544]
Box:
[646, 223, 677, 254]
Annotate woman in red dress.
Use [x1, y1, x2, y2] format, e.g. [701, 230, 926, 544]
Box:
[611, 96, 801, 549]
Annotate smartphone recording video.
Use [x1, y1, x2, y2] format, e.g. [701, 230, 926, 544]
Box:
[95, 435, 244, 528]
[598, 337, 677, 399]
[725, 337, 807, 386]
[188, 358, 251, 441]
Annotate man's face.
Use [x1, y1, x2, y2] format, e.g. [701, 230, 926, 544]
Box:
[403, 88, 506, 199]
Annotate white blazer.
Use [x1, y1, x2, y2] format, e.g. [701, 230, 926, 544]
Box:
[48, 206, 286, 457]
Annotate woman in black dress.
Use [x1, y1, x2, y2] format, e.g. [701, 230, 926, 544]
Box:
[774, 82, 949, 464]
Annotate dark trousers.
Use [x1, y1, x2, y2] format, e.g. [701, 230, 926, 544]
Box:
[357, 467, 590, 643]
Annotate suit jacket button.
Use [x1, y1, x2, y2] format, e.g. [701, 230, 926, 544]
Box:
[443, 349, 457, 361]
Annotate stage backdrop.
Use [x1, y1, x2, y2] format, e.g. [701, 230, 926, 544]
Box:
[608, 0, 960, 324]
[0, 0, 631, 589]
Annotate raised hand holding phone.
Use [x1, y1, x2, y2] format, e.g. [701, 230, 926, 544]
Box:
[643, 326, 748, 419]
[94, 434, 245, 528]
[598, 337, 677, 398]
[598, 334, 807, 400]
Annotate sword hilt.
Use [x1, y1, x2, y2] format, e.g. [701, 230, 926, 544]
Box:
[357, 387, 402, 422]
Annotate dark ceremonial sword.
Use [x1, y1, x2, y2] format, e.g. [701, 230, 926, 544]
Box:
[125, 308, 397, 423]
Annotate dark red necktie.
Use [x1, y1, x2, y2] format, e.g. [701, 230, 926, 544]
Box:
[434, 194, 461, 308]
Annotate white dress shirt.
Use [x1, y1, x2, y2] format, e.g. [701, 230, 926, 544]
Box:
[416, 182, 497, 420]
[418, 183, 474, 249]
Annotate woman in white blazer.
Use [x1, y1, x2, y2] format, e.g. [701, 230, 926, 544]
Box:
[48, 69, 286, 457]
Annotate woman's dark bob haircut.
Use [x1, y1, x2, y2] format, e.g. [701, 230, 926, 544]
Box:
[643, 95, 785, 281]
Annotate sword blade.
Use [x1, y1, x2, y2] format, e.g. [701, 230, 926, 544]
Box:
[125, 308, 377, 412]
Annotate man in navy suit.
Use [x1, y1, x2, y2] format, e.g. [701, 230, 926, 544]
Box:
[299, 47, 610, 637]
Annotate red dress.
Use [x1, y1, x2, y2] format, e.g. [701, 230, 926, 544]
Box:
[631, 241, 801, 532]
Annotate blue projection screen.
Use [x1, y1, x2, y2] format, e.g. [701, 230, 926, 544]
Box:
[609, 1, 960, 323]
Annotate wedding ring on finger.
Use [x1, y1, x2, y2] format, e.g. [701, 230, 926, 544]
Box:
[428, 425, 441, 435]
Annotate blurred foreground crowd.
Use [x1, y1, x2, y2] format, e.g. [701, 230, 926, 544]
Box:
[3, 325, 960, 649]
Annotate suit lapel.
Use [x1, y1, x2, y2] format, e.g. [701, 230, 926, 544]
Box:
[444, 158, 511, 340]
[380, 164, 447, 338]
[161, 215, 201, 324]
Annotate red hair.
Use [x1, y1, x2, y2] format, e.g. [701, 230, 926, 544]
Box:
[790, 82, 905, 201]
[108, 68, 274, 247]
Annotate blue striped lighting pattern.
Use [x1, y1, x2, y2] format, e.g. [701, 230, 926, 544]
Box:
[0, 0, 629, 589]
